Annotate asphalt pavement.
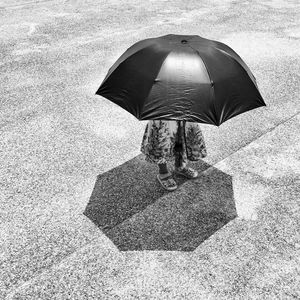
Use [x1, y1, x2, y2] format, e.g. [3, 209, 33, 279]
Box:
[1, 0, 299, 299]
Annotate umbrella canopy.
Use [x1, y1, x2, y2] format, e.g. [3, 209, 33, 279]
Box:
[96, 34, 266, 126]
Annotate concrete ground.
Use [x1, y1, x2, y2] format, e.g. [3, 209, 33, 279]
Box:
[1, 0, 299, 299]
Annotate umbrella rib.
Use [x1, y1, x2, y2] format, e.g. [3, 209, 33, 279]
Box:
[98, 38, 157, 89]
[214, 47, 258, 88]
[141, 51, 172, 117]
[186, 44, 218, 125]
[214, 47, 264, 102]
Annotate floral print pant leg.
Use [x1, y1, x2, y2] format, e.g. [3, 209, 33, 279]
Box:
[140, 120, 207, 165]
[174, 120, 188, 169]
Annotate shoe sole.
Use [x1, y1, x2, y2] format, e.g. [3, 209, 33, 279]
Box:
[156, 174, 178, 191]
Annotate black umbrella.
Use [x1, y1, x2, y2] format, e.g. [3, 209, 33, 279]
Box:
[96, 34, 266, 126]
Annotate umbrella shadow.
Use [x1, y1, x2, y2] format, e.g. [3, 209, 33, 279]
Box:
[83, 154, 237, 251]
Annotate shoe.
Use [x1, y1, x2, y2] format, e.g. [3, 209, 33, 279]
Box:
[156, 173, 178, 191]
[174, 167, 198, 179]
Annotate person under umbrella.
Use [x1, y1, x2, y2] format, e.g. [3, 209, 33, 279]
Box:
[96, 34, 266, 191]
[140, 119, 206, 191]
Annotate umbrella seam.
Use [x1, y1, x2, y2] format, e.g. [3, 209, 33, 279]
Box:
[215, 46, 256, 80]
[214, 47, 261, 93]
[141, 51, 173, 118]
[98, 43, 171, 119]
[109, 39, 155, 78]
[97, 39, 157, 96]
[187, 44, 218, 126]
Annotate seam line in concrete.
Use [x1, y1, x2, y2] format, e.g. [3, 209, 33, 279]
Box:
[5, 235, 111, 298]
[1, 0, 55, 9]
[209, 110, 300, 168]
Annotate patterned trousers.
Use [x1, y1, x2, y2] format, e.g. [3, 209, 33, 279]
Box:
[174, 120, 188, 169]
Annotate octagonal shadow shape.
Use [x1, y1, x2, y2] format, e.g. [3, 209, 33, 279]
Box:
[83, 154, 237, 251]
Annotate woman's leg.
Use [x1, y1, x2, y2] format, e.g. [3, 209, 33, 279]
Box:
[175, 146, 187, 170]
[174, 121, 187, 170]
[175, 120, 198, 175]
[158, 163, 169, 175]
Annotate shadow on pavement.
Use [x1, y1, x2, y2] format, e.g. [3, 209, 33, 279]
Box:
[83, 154, 237, 251]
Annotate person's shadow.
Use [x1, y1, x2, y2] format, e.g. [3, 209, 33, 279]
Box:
[83, 155, 237, 251]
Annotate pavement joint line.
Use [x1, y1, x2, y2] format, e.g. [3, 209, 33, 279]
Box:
[1, 0, 56, 9]
[206, 110, 300, 171]
[5, 234, 118, 298]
